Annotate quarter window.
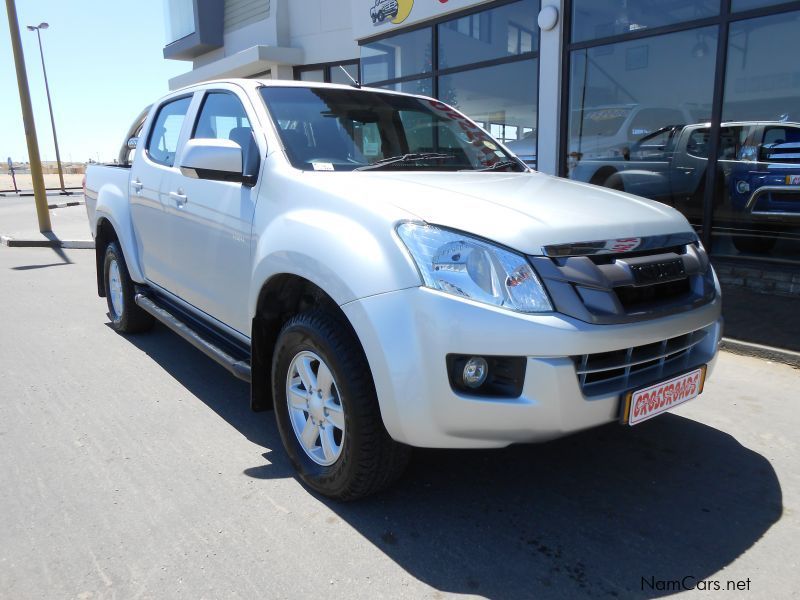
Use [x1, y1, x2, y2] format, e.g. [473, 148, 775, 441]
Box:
[146, 96, 192, 166]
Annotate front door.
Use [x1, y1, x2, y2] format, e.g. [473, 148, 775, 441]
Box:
[160, 89, 262, 335]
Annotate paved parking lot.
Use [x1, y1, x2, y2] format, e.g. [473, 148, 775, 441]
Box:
[1, 244, 798, 599]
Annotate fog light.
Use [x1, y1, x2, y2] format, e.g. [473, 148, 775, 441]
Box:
[462, 356, 489, 388]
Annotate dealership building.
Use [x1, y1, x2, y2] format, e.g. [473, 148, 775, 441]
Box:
[163, 0, 800, 289]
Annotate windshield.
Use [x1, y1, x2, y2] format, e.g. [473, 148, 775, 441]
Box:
[758, 125, 800, 163]
[259, 86, 525, 172]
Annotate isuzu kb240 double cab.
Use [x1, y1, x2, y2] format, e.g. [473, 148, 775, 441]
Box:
[85, 80, 722, 500]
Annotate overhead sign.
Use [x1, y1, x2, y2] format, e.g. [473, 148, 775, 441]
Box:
[354, 0, 493, 40]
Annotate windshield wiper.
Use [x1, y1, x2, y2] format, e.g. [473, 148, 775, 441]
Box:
[354, 153, 455, 171]
[465, 160, 522, 172]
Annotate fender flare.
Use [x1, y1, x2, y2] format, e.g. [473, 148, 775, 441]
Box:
[93, 184, 145, 285]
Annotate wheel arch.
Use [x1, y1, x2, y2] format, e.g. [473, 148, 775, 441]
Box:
[94, 217, 119, 297]
[589, 166, 623, 190]
[93, 181, 146, 289]
[250, 273, 371, 415]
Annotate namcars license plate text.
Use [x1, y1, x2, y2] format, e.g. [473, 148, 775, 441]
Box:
[623, 366, 706, 426]
[787, 175, 800, 185]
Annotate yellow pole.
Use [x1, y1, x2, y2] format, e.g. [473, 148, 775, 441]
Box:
[5, 0, 51, 232]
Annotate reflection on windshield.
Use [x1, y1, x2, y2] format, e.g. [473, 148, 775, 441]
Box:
[259, 86, 525, 172]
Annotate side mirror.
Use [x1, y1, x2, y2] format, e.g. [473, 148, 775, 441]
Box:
[179, 138, 253, 185]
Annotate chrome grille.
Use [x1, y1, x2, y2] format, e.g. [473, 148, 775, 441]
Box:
[574, 329, 708, 396]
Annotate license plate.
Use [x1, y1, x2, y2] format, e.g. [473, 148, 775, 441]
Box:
[630, 258, 686, 285]
[621, 366, 706, 426]
[787, 175, 800, 185]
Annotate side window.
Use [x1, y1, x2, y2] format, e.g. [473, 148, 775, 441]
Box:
[759, 126, 800, 163]
[146, 96, 192, 166]
[192, 92, 260, 178]
[686, 128, 711, 159]
[628, 108, 684, 141]
[632, 127, 674, 158]
[718, 126, 747, 161]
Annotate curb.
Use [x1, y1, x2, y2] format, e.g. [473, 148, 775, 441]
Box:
[721, 338, 800, 369]
[1, 189, 82, 197]
[0, 235, 94, 250]
[47, 200, 84, 209]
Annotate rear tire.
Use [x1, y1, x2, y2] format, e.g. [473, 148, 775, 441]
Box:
[103, 241, 154, 333]
[272, 311, 410, 500]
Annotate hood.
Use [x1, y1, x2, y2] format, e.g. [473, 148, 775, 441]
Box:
[317, 171, 693, 256]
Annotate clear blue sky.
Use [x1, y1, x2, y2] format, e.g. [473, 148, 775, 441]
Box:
[1, 0, 187, 164]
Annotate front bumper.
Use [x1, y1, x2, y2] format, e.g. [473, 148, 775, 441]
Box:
[342, 286, 722, 449]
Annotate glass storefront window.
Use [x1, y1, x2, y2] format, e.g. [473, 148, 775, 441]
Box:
[567, 27, 717, 226]
[571, 0, 719, 43]
[361, 28, 433, 84]
[711, 10, 800, 261]
[360, 2, 539, 167]
[164, 0, 196, 43]
[295, 62, 360, 85]
[330, 63, 360, 85]
[299, 69, 325, 83]
[438, 0, 539, 70]
[733, 0, 797, 10]
[378, 78, 434, 96]
[439, 60, 538, 165]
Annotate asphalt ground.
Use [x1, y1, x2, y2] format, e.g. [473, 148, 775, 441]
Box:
[0, 244, 798, 599]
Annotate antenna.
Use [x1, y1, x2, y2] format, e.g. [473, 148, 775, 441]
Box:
[338, 65, 361, 89]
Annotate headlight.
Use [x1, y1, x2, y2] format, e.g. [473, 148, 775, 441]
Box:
[397, 222, 553, 313]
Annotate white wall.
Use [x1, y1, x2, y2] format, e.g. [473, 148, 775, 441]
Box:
[351, 0, 494, 41]
[287, 0, 359, 65]
[536, 0, 564, 175]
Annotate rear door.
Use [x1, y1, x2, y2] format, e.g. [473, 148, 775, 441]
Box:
[160, 87, 262, 335]
[130, 94, 194, 288]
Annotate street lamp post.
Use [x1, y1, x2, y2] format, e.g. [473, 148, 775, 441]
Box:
[27, 22, 67, 195]
[4, 0, 51, 232]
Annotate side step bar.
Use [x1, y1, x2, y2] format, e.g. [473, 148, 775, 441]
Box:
[135, 294, 252, 383]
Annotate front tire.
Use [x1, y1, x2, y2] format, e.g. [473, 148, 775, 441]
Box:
[103, 241, 154, 333]
[272, 311, 410, 500]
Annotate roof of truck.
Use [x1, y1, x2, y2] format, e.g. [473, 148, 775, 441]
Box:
[171, 78, 428, 100]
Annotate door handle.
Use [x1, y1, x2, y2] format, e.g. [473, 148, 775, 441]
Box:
[169, 190, 188, 207]
[131, 179, 143, 193]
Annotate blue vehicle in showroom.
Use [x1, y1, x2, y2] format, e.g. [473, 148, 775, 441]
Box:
[729, 122, 800, 253]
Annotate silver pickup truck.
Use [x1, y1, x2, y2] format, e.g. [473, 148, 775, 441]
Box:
[84, 80, 722, 500]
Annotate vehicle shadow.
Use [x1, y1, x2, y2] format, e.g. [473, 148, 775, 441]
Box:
[10, 246, 74, 270]
[119, 323, 269, 448]
[124, 323, 782, 599]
